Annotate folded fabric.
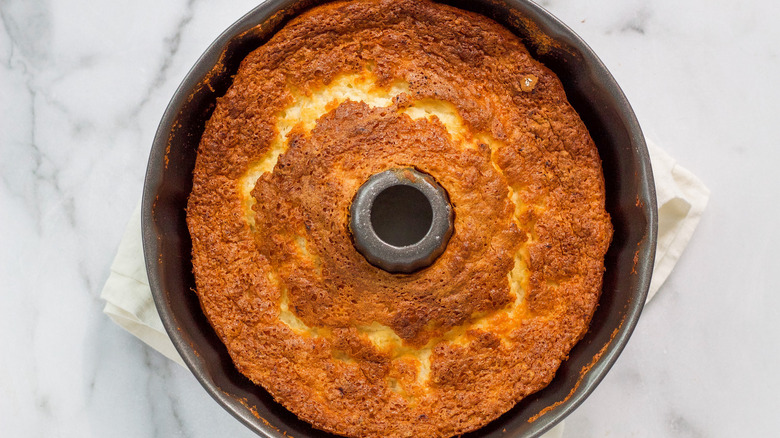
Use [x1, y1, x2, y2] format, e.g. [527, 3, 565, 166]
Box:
[645, 140, 710, 301]
[100, 140, 708, 437]
[101, 205, 186, 366]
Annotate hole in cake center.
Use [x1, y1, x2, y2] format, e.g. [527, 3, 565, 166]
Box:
[370, 185, 433, 247]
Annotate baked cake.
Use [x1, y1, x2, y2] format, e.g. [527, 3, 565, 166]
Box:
[187, 0, 613, 436]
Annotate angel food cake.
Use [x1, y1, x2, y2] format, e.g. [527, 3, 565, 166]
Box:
[186, 0, 613, 436]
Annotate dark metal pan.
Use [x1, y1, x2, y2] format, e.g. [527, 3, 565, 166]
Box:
[142, 1, 657, 436]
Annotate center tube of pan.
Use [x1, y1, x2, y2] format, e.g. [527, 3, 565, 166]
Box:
[349, 168, 453, 273]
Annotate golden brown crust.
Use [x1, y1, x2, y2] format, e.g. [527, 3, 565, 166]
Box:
[187, 1, 612, 437]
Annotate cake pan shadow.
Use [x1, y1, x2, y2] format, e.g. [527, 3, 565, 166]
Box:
[142, 1, 657, 437]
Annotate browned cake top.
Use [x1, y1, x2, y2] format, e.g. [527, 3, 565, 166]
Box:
[187, 0, 612, 436]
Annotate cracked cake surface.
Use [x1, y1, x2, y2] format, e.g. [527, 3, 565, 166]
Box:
[186, 0, 613, 436]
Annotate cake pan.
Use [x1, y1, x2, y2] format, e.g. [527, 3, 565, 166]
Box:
[142, 1, 657, 437]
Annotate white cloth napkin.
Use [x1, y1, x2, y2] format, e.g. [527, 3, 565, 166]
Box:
[644, 140, 709, 301]
[101, 205, 187, 366]
[100, 140, 708, 437]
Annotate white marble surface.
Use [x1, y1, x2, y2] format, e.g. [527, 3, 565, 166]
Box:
[1, 0, 778, 436]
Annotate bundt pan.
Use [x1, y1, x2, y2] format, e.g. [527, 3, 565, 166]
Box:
[142, 0, 657, 436]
